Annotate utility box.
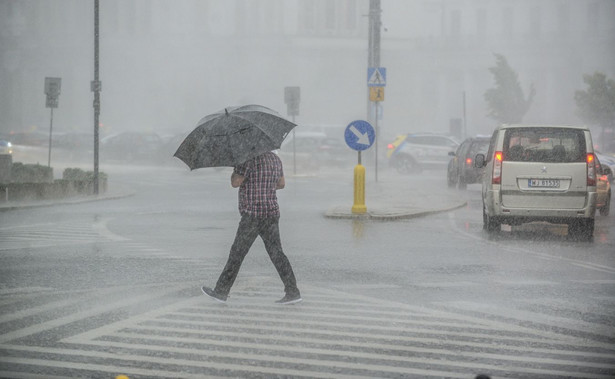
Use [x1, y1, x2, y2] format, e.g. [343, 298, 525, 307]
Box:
[0, 154, 12, 184]
[284, 86, 300, 117]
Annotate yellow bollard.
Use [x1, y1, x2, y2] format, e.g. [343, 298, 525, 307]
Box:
[351, 164, 367, 214]
[115, 376, 130, 379]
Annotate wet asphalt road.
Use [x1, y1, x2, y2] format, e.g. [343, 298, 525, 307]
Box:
[1, 164, 614, 378]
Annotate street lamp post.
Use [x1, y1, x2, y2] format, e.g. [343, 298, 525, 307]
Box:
[92, 0, 101, 195]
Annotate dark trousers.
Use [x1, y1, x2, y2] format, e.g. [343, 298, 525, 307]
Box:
[215, 214, 299, 297]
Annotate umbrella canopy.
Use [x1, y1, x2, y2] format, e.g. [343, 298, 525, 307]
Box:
[174, 105, 296, 170]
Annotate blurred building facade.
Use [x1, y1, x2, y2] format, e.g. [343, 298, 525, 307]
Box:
[1, 0, 614, 145]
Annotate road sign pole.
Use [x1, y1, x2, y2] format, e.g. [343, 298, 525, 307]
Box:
[374, 103, 379, 182]
[345, 120, 375, 215]
[352, 163, 367, 214]
[47, 107, 53, 167]
[44, 77, 61, 168]
[93, 0, 100, 195]
[292, 116, 296, 176]
[284, 86, 300, 176]
[462, 91, 467, 139]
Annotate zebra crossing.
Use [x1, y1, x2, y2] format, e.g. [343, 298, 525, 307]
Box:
[0, 221, 111, 251]
[0, 218, 208, 265]
[1, 279, 614, 378]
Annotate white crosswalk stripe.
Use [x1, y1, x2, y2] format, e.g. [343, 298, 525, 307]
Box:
[0, 222, 108, 250]
[1, 281, 613, 378]
[0, 220, 210, 265]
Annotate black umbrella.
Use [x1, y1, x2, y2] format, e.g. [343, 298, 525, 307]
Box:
[174, 104, 296, 170]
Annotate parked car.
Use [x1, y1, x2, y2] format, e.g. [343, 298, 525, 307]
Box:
[595, 151, 615, 183]
[387, 133, 459, 174]
[0, 140, 13, 155]
[158, 132, 192, 166]
[595, 155, 612, 216]
[6, 132, 47, 146]
[475, 124, 598, 240]
[278, 132, 351, 171]
[101, 132, 163, 163]
[447, 136, 490, 189]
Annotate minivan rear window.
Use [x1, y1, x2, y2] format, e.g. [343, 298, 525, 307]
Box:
[503, 128, 586, 163]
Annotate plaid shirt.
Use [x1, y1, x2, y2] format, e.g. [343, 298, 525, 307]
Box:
[234, 152, 283, 217]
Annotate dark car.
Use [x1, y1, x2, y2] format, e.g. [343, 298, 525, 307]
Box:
[447, 136, 490, 189]
[595, 155, 612, 216]
[101, 131, 163, 163]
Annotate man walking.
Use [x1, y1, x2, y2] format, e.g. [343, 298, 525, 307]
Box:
[201, 151, 302, 305]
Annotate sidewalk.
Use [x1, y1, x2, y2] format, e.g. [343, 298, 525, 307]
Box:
[0, 168, 467, 220]
[0, 185, 135, 212]
[323, 169, 467, 220]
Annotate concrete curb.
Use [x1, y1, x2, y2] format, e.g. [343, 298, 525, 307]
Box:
[0, 191, 135, 212]
[324, 200, 467, 220]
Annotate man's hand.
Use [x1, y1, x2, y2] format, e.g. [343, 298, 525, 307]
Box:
[231, 172, 245, 188]
[276, 176, 285, 189]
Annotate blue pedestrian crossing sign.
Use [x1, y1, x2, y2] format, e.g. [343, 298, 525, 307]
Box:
[367, 67, 386, 87]
[345, 120, 375, 151]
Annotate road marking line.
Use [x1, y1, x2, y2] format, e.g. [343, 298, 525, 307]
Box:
[0, 283, 190, 344]
[123, 323, 615, 363]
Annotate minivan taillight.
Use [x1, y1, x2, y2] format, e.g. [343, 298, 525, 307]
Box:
[587, 153, 596, 186]
[492, 151, 503, 184]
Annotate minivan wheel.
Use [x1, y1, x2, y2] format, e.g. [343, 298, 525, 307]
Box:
[483, 206, 500, 232]
[599, 191, 610, 216]
[568, 219, 594, 241]
[457, 176, 467, 190]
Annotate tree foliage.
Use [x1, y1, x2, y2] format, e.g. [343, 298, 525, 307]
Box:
[484, 54, 535, 125]
[574, 72, 615, 130]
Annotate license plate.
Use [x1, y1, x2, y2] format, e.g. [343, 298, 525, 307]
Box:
[528, 179, 560, 188]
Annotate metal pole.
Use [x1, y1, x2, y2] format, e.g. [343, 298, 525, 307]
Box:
[374, 103, 378, 181]
[47, 107, 53, 167]
[93, 0, 100, 195]
[368, 0, 381, 181]
[292, 116, 296, 176]
[462, 91, 467, 139]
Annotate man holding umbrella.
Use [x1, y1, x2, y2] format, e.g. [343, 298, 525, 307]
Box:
[174, 105, 302, 305]
[201, 150, 302, 304]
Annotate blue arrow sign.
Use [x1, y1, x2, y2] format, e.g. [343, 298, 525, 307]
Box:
[344, 120, 375, 151]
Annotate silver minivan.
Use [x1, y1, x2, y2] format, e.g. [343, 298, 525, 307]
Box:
[475, 125, 597, 239]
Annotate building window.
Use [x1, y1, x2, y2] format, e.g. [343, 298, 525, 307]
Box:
[587, 2, 600, 31]
[236, 2, 247, 36]
[557, 3, 569, 37]
[301, 1, 315, 33]
[529, 6, 541, 39]
[477, 8, 486, 39]
[325, 1, 336, 30]
[343, 0, 357, 30]
[502, 7, 513, 39]
[450, 9, 461, 39]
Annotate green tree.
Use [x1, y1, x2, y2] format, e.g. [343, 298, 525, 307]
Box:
[574, 72, 615, 133]
[484, 53, 535, 124]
